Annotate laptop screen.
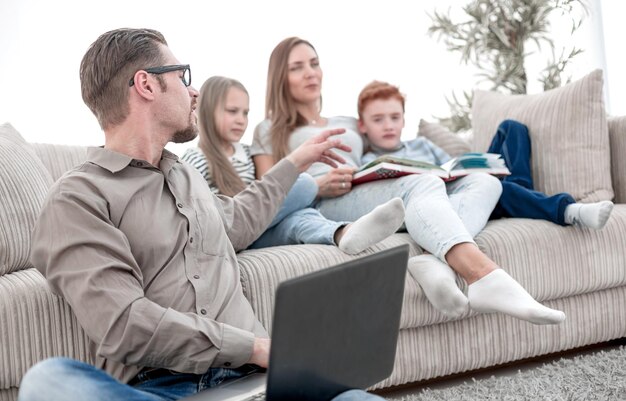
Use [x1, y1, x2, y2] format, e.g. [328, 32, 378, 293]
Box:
[266, 245, 409, 401]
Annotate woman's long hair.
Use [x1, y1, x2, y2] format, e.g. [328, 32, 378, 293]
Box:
[265, 37, 319, 161]
[197, 76, 248, 197]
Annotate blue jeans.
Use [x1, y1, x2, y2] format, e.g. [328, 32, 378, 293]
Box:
[487, 120, 575, 225]
[17, 358, 385, 401]
[316, 171, 501, 261]
[249, 173, 348, 248]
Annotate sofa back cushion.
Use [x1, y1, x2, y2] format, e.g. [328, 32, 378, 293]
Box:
[0, 123, 53, 276]
[30, 143, 88, 181]
[471, 69, 613, 203]
[609, 116, 626, 203]
[417, 119, 471, 157]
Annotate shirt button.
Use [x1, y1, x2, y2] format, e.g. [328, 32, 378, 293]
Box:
[189, 237, 194, 244]
[177, 203, 183, 208]
[224, 362, 231, 367]
[200, 309, 207, 315]
[193, 274, 200, 279]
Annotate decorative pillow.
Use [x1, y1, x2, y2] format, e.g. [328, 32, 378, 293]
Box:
[608, 116, 626, 203]
[471, 69, 613, 202]
[417, 119, 471, 157]
[0, 123, 53, 276]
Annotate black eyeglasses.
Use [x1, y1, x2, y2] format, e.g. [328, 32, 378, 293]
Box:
[129, 64, 191, 87]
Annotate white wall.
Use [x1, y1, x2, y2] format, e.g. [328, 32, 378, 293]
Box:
[0, 0, 622, 154]
[601, 1, 626, 117]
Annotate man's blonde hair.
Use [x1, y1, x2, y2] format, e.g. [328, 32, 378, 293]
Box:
[79, 28, 167, 129]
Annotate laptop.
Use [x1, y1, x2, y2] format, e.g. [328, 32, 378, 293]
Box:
[183, 244, 409, 401]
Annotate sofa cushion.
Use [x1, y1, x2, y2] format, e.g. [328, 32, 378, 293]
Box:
[417, 119, 471, 158]
[239, 205, 626, 332]
[475, 205, 626, 301]
[30, 143, 88, 182]
[0, 123, 53, 276]
[471, 69, 613, 203]
[237, 235, 456, 330]
[608, 116, 626, 203]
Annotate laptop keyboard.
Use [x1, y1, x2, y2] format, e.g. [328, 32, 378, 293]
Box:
[243, 391, 266, 401]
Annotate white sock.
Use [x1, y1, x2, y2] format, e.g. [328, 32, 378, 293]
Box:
[338, 198, 405, 254]
[407, 254, 469, 318]
[564, 201, 614, 229]
[468, 269, 566, 325]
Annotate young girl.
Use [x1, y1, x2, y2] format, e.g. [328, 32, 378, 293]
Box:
[250, 37, 566, 324]
[181, 76, 404, 253]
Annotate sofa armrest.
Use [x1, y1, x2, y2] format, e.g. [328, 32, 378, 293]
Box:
[609, 116, 626, 203]
[0, 269, 93, 392]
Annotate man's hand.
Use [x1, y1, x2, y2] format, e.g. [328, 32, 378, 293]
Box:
[248, 337, 270, 368]
[316, 167, 357, 198]
[285, 128, 351, 173]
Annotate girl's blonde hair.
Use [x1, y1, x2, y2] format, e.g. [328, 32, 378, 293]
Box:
[265, 37, 319, 161]
[197, 76, 249, 197]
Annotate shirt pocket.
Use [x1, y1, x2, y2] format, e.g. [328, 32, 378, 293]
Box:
[192, 197, 229, 256]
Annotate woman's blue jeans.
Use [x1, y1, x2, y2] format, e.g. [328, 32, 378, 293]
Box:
[249, 173, 348, 248]
[18, 357, 385, 401]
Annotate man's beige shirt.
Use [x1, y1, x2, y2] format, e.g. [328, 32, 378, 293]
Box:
[30, 147, 299, 383]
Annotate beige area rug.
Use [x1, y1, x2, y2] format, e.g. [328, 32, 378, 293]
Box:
[387, 345, 626, 401]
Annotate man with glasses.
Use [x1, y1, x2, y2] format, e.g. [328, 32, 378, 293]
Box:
[18, 28, 382, 401]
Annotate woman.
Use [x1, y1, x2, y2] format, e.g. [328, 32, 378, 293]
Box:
[250, 37, 565, 325]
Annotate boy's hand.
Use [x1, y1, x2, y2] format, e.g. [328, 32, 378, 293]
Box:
[285, 129, 351, 173]
[316, 167, 357, 198]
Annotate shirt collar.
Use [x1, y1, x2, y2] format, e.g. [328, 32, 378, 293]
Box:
[369, 141, 404, 155]
[86, 147, 179, 173]
[231, 142, 248, 164]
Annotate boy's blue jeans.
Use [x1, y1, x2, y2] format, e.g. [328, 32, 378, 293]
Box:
[487, 119, 575, 225]
[18, 357, 385, 401]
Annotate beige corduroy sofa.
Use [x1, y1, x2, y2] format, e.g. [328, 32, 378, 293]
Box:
[2, 81, 626, 399]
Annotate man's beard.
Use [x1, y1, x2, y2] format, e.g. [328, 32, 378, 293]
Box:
[171, 123, 198, 143]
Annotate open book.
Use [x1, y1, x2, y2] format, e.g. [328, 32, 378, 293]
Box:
[352, 153, 511, 185]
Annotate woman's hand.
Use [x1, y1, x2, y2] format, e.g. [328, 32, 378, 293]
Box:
[285, 128, 351, 173]
[316, 167, 357, 198]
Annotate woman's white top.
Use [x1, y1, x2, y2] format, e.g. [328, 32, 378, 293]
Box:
[250, 116, 364, 178]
